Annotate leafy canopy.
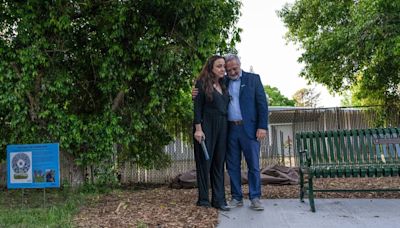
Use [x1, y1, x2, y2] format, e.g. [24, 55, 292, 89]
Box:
[0, 0, 241, 174]
[264, 85, 295, 106]
[279, 0, 400, 109]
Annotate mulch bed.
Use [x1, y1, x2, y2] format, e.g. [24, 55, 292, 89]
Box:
[74, 177, 400, 227]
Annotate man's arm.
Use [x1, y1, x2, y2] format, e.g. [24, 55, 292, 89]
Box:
[254, 74, 269, 140]
[254, 74, 268, 128]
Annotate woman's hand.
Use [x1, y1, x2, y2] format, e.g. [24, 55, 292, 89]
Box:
[191, 87, 199, 100]
[194, 130, 205, 143]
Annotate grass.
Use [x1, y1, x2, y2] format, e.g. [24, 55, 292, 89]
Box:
[0, 186, 87, 228]
[0, 181, 147, 227]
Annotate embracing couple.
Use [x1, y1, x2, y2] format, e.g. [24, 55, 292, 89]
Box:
[193, 54, 269, 211]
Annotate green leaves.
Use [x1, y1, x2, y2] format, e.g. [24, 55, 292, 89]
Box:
[0, 1, 241, 181]
[279, 0, 400, 110]
[264, 85, 295, 106]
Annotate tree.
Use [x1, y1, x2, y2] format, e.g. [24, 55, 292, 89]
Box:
[0, 1, 241, 181]
[340, 76, 384, 107]
[340, 91, 353, 107]
[279, 0, 400, 111]
[292, 87, 320, 107]
[264, 85, 295, 106]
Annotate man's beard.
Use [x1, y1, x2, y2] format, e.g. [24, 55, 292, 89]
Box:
[228, 75, 239, 80]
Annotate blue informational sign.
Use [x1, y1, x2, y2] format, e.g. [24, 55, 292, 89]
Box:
[7, 143, 60, 189]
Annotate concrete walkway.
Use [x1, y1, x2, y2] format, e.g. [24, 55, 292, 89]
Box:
[218, 199, 400, 228]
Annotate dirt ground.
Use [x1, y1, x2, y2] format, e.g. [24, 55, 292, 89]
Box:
[74, 177, 400, 228]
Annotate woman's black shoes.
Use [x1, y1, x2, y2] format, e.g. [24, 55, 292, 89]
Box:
[213, 205, 230, 211]
[197, 201, 230, 211]
[196, 202, 211, 207]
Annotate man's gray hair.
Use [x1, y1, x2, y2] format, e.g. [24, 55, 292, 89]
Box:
[224, 53, 241, 66]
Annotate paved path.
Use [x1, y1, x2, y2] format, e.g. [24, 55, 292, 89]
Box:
[218, 199, 400, 228]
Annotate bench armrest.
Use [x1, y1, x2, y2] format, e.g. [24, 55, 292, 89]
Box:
[299, 150, 311, 168]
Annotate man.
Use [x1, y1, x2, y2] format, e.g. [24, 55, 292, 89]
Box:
[223, 54, 268, 211]
[192, 54, 269, 211]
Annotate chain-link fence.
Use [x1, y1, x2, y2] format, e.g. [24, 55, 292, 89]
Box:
[120, 106, 400, 184]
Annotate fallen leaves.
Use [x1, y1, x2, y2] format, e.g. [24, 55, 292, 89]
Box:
[74, 187, 218, 227]
[74, 177, 400, 227]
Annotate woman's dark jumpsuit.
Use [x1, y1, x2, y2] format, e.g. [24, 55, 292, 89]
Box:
[193, 80, 229, 208]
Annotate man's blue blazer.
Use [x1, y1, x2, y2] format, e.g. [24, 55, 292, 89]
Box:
[226, 71, 269, 139]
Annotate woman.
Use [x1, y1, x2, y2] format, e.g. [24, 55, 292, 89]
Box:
[193, 55, 230, 211]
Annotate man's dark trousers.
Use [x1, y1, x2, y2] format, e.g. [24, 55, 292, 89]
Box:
[226, 123, 261, 201]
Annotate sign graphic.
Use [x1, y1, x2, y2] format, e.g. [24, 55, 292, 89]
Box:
[7, 143, 60, 189]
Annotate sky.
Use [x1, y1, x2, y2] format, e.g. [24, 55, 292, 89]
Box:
[236, 0, 342, 107]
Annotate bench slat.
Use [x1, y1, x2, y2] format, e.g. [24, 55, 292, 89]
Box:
[327, 131, 334, 165]
[307, 132, 316, 164]
[372, 129, 382, 163]
[365, 129, 375, 163]
[384, 128, 396, 161]
[339, 131, 348, 163]
[321, 131, 330, 166]
[314, 131, 323, 164]
[333, 131, 341, 164]
[352, 129, 362, 164]
[346, 130, 355, 163]
[378, 128, 390, 163]
[360, 129, 369, 164]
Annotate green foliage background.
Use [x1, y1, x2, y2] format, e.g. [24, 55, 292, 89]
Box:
[279, 0, 400, 112]
[264, 85, 295, 106]
[0, 1, 241, 179]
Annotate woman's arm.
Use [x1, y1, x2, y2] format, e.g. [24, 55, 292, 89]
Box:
[193, 80, 205, 143]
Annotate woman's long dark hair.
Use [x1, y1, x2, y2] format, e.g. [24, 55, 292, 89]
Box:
[196, 55, 227, 101]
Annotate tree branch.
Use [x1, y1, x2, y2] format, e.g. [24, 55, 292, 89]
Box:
[11, 62, 38, 121]
[112, 91, 125, 112]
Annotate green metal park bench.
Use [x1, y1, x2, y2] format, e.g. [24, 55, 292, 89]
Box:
[296, 127, 400, 212]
